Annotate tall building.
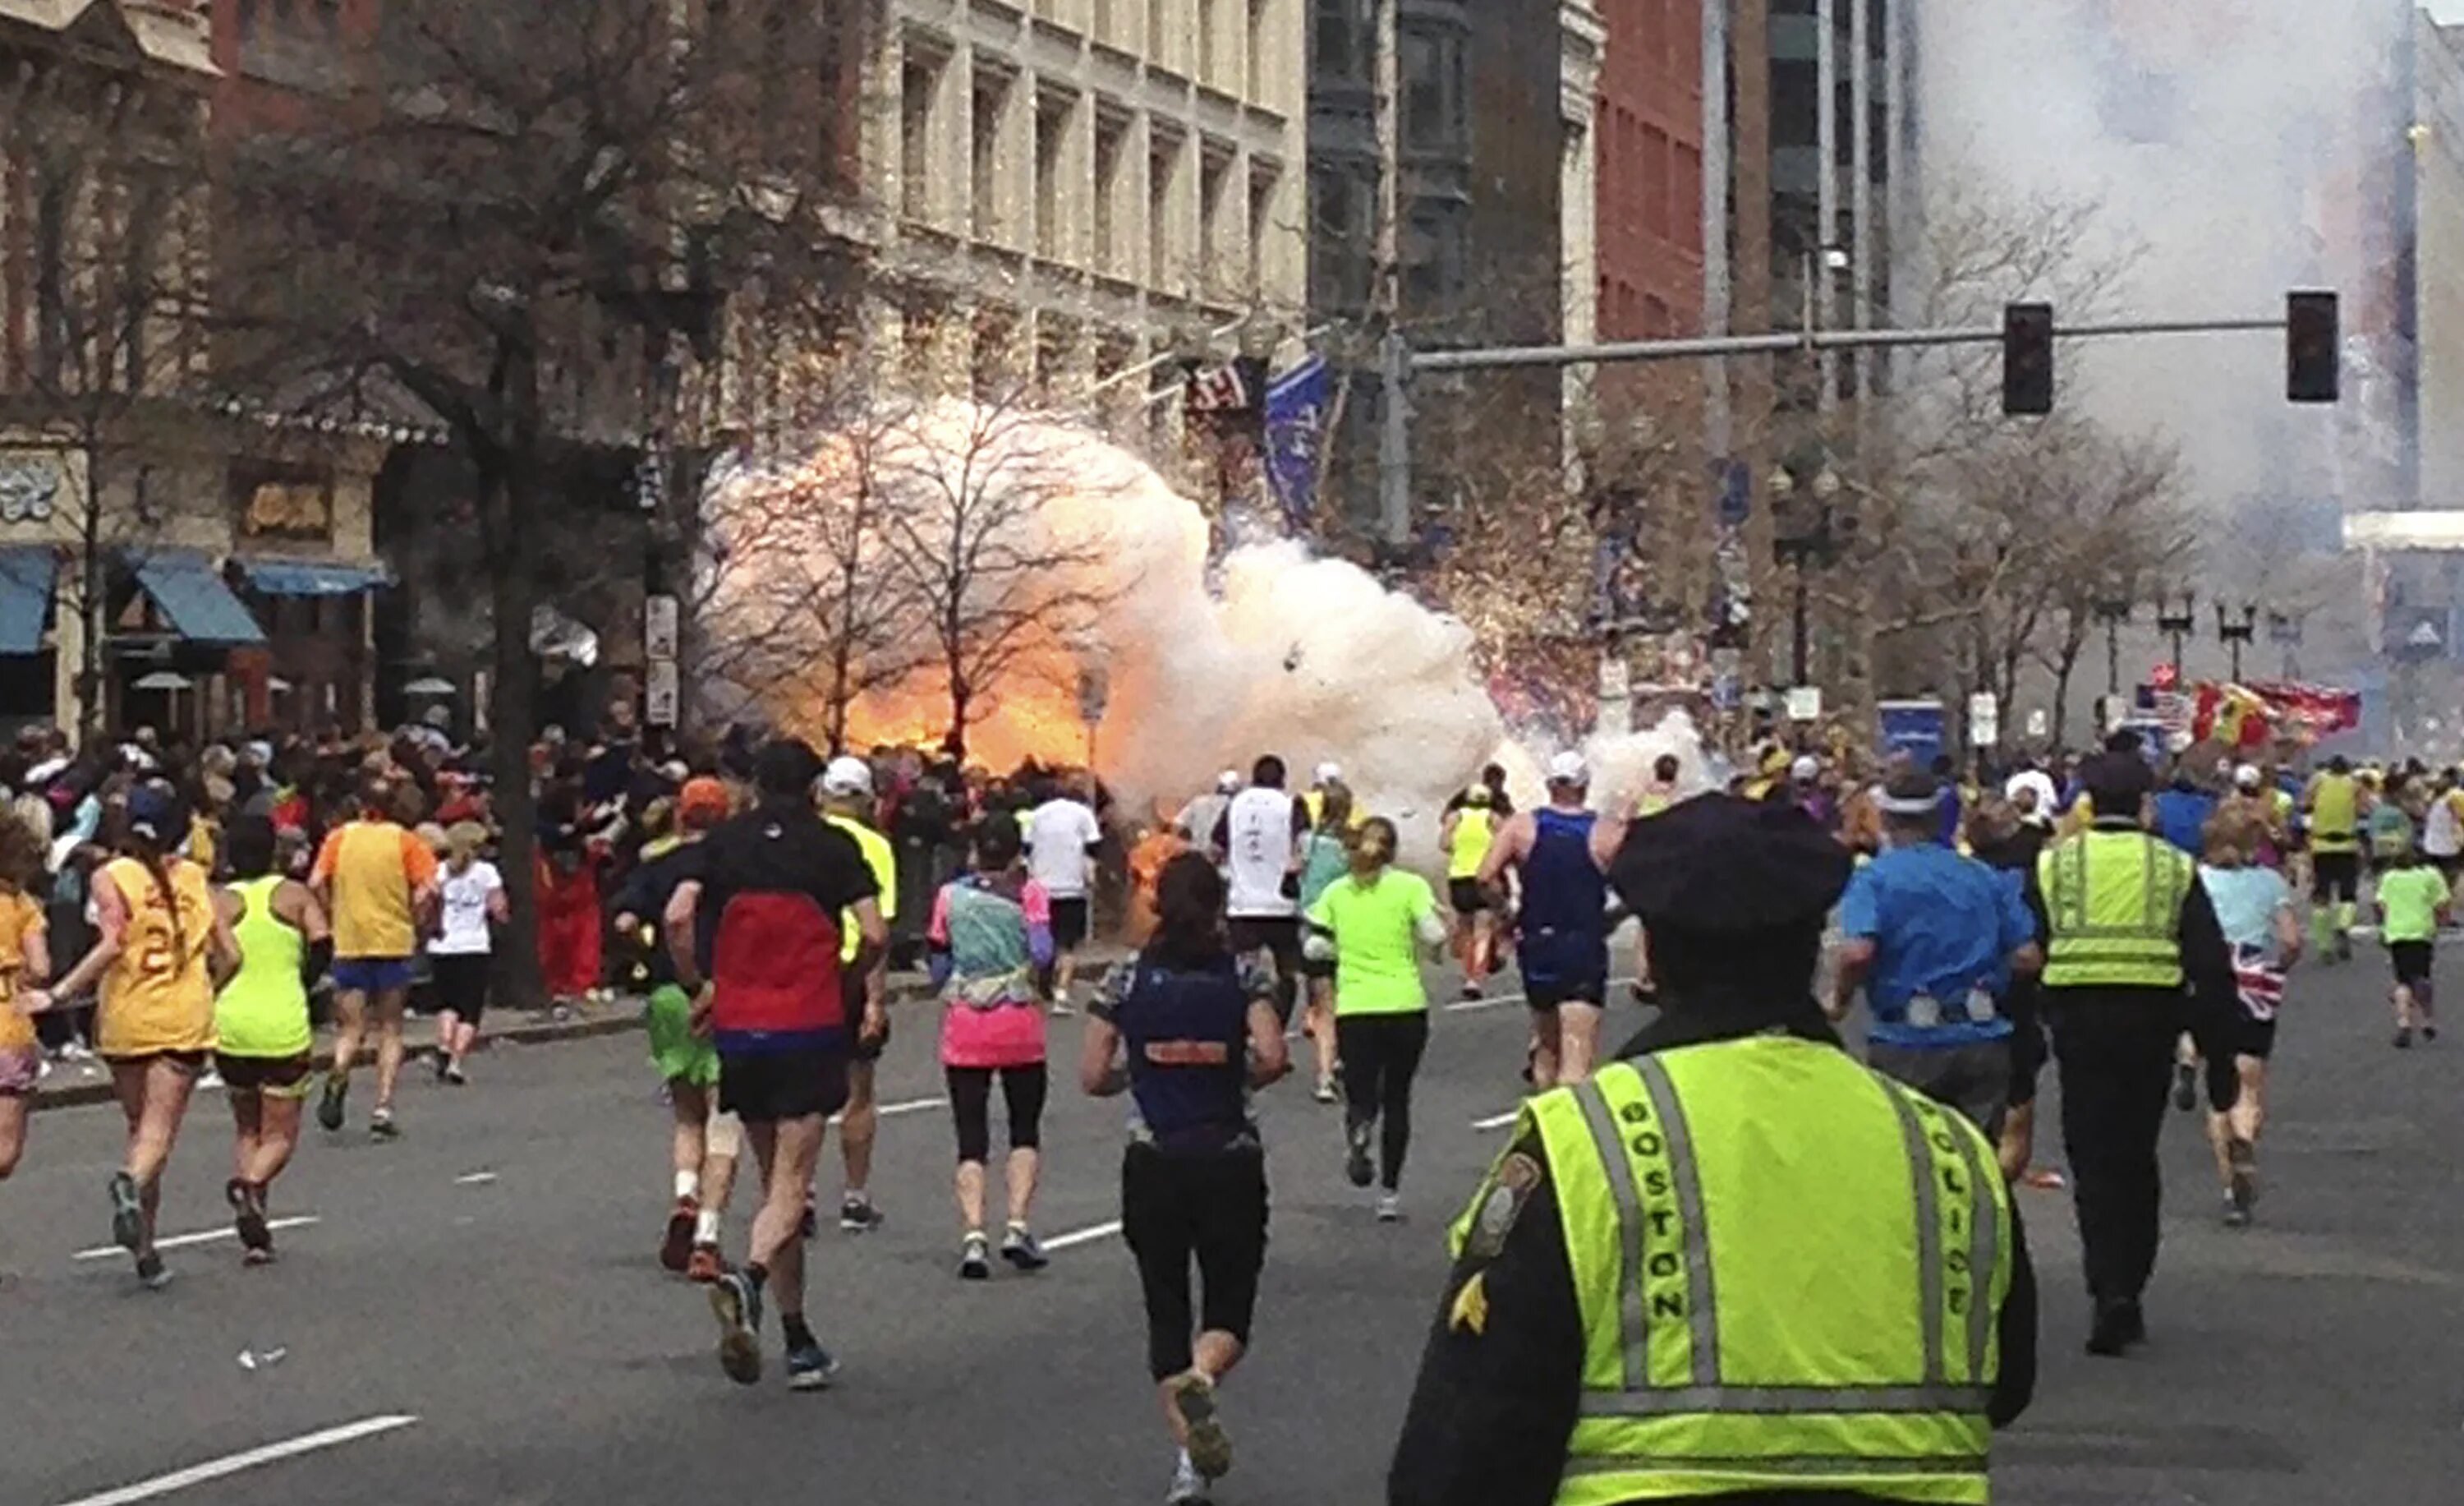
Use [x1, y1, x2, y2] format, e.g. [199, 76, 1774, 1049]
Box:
[1595, 0, 1706, 346]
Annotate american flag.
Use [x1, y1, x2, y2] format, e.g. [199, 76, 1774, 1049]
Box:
[2232, 942, 2285, 1022]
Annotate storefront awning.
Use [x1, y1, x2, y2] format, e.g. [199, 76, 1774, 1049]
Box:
[0, 547, 56, 656]
[237, 558, 391, 596]
[130, 552, 266, 646]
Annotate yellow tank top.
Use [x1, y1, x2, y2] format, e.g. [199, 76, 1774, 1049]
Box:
[0, 891, 42, 1054]
[98, 855, 217, 1058]
[2310, 774, 2359, 850]
[1447, 803, 1496, 880]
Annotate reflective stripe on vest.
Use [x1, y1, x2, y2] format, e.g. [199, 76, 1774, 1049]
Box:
[2037, 828, 2190, 989]
[1513, 1039, 2008, 1506]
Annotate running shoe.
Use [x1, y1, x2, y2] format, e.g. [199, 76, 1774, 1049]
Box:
[2221, 1193, 2250, 1229]
[1049, 1000, 1076, 1018]
[134, 1251, 173, 1291]
[709, 1270, 764, 1385]
[1460, 982, 1483, 1002]
[1376, 1192, 1404, 1223]
[784, 1338, 840, 1392]
[369, 1108, 401, 1141]
[798, 1198, 818, 1240]
[661, 1198, 698, 1273]
[2169, 1062, 2197, 1112]
[958, 1231, 991, 1280]
[1312, 1080, 1338, 1105]
[686, 1244, 725, 1283]
[316, 1075, 347, 1132]
[108, 1171, 144, 1253]
[227, 1178, 271, 1257]
[1344, 1120, 1375, 1189]
[433, 1051, 452, 1084]
[2426, 1023, 2442, 1043]
[196, 1066, 223, 1092]
[839, 1194, 885, 1234]
[1167, 1371, 1233, 1481]
[2227, 1139, 2259, 1222]
[1001, 1225, 1049, 1272]
[2395, 1027, 2415, 1049]
[443, 1062, 468, 1086]
[1165, 1450, 1209, 1506]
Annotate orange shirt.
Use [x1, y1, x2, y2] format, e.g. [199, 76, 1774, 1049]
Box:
[0, 889, 44, 1054]
[96, 856, 217, 1058]
[313, 818, 440, 959]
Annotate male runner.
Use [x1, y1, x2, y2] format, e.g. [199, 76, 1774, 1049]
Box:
[1025, 771, 1103, 1011]
[1476, 752, 1624, 1086]
[1214, 755, 1311, 1026]
[668, 740, 885, 1391]
[2303, 755, 2365, 960]
[820, 756, 897, 1233]
[311, 776, 440, 1140]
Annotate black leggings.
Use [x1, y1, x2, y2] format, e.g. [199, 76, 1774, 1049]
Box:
[1335, 1012, 1430, 1191]
[945, 1063, 1049, 1163]
[1122, 1142, 1269, 1379]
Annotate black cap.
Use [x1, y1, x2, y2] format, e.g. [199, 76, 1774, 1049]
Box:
[2079, 750, 2153, 808]
[753, 738, 823, 799]
[1607, 794, 1851, 937]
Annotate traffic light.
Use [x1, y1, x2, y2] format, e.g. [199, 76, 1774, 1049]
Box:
[2287, 290, 2340, 403]
[2002, 302, 2054, 416]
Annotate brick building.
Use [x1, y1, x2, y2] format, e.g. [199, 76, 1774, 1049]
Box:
[1595, 0, 1706, 346]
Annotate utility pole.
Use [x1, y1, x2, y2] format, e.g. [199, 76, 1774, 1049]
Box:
[1700, 0, 1731, 457]
[1373, 0, 1409, 547]
[1814, 0, 1837, 415]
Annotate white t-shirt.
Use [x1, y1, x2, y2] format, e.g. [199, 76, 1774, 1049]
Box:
[2426, 792, 2464, 859]
[1223, 787, 1299, 919]
[433, 860, 503, 956]
[1027, 799, 1102, 899]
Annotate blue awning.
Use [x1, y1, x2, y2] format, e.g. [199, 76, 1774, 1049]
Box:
[237, 558, 391, 596]
[0, 548, 56, 656]
[130, 552, 265, 646]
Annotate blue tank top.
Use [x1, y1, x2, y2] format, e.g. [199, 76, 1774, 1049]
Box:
[1116, 955, 1256, 1154]
[1521, 808, 1607, 939]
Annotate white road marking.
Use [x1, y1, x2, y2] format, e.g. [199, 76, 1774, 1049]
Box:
[50, 1413, 419, 1506]
[453, 1172, 498, 1186]
[1043, 1219, 1125, 1252]
[1472, 1110, 1521, 1131]
[828, 1095, 945, 1125]
[73, 1217, 319, 1263]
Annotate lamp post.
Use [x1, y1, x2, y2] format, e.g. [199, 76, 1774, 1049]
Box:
[2091, 593, 2132, 696]
[2214, 601, 2258, 684]
[2156, 589, 2197, 680]
[1770, 463, 1846, 692]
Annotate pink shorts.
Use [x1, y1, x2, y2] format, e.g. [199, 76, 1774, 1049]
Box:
[0, 1047, 38, 1096]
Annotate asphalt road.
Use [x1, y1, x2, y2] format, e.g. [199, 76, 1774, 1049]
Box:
[4, 950, 2462, 1506]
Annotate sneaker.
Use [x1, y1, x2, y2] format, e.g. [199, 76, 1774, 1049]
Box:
[1167, 1370, 1233, 1481]
[2169, 1062, 2197, 1112]
[2222, 1193, 2250, 1229]
[1344, 1120, 1375, 1189]
[784, 1338, 840, 1392]
[709, 1270, 764, 1385]
[108, 1172, 144, 1253]
[316, 1075, 347, 1132]
[61, 1039, 94, 1062]
[2395, 1027, 2415, 1050]
[442, 1062, 468, 1086]
[2085, 1297, 2145, 1356]
[798, 1199, 818, 1241]
[227, 1178, 271, 1257]
[2227, 1140, 2259, 1222]
[958, 1232, 991, 1280]
[1460, 981, 1483, 1002]
[1049, 1000, 1077, 1018]
[196, 1066, 223, 1092]
[1165, 1450, 1208, 1506]
[1001, 1225, 1049, 1272]
[661, 1198, 698, 1273]
[686, 1244, 725, 1283]
[134, 1251, 173, 1291]
[2426, 1023, 2442, 1043]
[1376, 1192, 1404, 1223]
[369, 1108, 401, 1141]
[433, 1051, 452, 1084]
[1312, 1080, 1338, 1105]
[839, 1194, 885, 1234]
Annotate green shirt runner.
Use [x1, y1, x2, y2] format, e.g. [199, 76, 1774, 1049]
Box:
[1306, 869, 1439, 1016]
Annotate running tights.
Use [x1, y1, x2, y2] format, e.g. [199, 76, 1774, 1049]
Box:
[1122, 1142, 1269, 1379]
[1335, 1012, 1430, 1191]
[945, 1063, 1048, 1163]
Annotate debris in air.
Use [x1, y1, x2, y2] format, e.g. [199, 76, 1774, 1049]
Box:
[237, 1346, 288, 1370]
[1283, 644, 1303, 671]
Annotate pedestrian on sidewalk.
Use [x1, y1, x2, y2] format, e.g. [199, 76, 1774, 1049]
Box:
[210, 815, 331, 1264]
[54, 782, 240, 1290]
[1083, 852, 1289, 1505]
[928, 817, 1055, 1278]
[428, 822, 505, 1085]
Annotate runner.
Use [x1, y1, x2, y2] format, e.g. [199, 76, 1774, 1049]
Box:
[927, 817, 1055, 1278]
[614, 776, 738, 1281]
[53, 782, 239, 1289]
[210, 814, 329, 1264]
[1437, 784, 1498, 1001]
[2303, 754, 2365, 962]
[1214, 755, 1310, 1027]
[1303, 815, 1444, 1220]
[2194, 808, 2300, 1227]
[1300, 762, 1361, 831]
[820, 757, 898, 1234]
[0, 803, 52, 1209]
[311, 776, 441, 1139]
[666, 739, 885, 1390]
[1025, 771, 1102, 1014]
[1475, 752, 1625, 1088]
[1083, 852, 1289, 1505]
[2377, 838, 2449, 1049]
[1292, 781, 1355, 1103]
[427, 822, 505, 1086]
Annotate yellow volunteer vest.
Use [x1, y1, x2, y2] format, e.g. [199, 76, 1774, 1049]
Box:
[1448, 803, 1496, 880]
[824, 812, 896, 965]
[2035, 827, 2190, 989]
[1464, 1037, 2008, 1506]
[2308, 774, 2360, 853]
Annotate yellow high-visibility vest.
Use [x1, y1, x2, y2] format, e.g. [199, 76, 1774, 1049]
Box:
[2035, 827, 2190, 989]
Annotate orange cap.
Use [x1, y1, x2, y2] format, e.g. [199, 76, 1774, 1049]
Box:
[678, 776, 731, 822]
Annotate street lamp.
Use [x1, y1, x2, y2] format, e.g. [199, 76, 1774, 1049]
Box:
[2091, 592, 2132, 696]
[2156, 589, 2197, 679]
[2214, 601, 2258, 683]
[1770, 463, 1848, 693]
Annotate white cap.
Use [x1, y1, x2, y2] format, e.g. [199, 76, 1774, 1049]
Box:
[2235, 763, 2263, 790]
[1314, 761, 1342, 785]
[1791, 754, 1821, 782]
[821, 755, 874, 798]
[1546, 750, 1589, 787]
[1216, 769, 1242, 793]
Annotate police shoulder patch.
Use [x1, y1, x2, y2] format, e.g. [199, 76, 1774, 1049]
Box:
[1461, 1151, 1544, 1262]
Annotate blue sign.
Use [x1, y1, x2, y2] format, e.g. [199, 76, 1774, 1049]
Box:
[1716, 459, 1750, 527]
[1263, 354, 1331, 526]
[1878, 698, 1946, 768]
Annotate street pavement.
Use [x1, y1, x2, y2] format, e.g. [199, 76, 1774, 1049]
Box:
[4, 949, 2463, 1506]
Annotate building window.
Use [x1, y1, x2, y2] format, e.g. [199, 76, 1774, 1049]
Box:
[1150, 133, 1183, 288]
[1248, 0, 1270, 100]
[972, 71, 1011, 243]
[1199, 147, 1230, 293]
[1198, 0, 1219, 85]
[1248, 163, 1276, 296]
[1035, 92, 1074, 261]
[1401, 26, 1464, 151]
[1310, 163, 1368, 311]
[1094, 112, 1127, 274]
[1150, 0, 1171, 67]
[1313, 0, 1358, 80]
[901, 59, 936, 223]
[1403, 200, 1464, 308]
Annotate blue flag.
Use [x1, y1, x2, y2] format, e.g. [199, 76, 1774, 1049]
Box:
[1263, 354, 1331, 525]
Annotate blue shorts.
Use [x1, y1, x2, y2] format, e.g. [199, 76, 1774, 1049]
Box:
[332, 956, 419, 996]
[1521, 930, 1609, 1011]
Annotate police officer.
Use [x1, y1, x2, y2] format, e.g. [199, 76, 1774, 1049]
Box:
[1390, 795, 2037, 1506]
[2032, 749, 2238, 1357]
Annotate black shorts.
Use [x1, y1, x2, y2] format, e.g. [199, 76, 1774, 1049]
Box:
[1050, 896, 1091, 951]
[216, 1052, 315, 1096]
[103, 1048, 209, 1075]
[1447, 878, 1490, 917]
[717, 1048, 852, 1124]
[2313, 850, 2361, 902]
[1522, 933, 1609, 1011]
[2391, 939, 2435, 987]
[1227, 916, 1301, 969]
[430, 952, 491, 1025]
[1123, 1141, 1269, 1381]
